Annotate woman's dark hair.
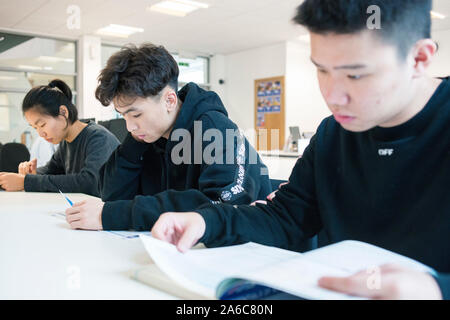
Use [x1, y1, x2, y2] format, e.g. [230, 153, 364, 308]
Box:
[95, 43, 179, 107]
[22, 79, 78, 125]
[293, 0, 432, 59]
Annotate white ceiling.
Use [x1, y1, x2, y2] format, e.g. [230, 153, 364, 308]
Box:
[0, 0, 449, 56]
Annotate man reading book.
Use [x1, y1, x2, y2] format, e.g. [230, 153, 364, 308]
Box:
[151, 0, 449, 300]
[64, 43, 271, 231]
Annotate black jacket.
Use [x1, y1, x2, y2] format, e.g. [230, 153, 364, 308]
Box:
[99, 83, 272, 230]
[196, 78, 450, 299]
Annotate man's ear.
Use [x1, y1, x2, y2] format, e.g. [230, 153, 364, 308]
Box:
[411, 39, 438, 78]
[164, 90, 178, 113]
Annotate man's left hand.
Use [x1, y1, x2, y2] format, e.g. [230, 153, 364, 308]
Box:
[65, 198, 105, 230]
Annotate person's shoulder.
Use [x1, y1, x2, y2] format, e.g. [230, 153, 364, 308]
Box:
[197, 111, 237, 132]
[439, 76, 450, 100]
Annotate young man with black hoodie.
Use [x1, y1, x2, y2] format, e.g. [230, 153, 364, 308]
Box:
[151, 0, 450, 299]
[65, 43, 271, 232]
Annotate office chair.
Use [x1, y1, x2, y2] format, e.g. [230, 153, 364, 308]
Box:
[99, 118, 128, 143]
[0, 142, 30, 173]
[80, 118, 95, 124]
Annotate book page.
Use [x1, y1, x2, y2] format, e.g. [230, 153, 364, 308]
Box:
[131, 264, 212, 300]
[139, 237, 435, 300]
[139, 235, 301, 298]
[303, 240, 435, 275]
[233, 256, 358, 300]
[224, 240, 433, 300]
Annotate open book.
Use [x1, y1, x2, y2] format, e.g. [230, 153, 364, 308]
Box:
[133, 235, 435, 300]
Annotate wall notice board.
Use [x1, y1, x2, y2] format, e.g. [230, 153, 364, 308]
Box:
[254, 76, 285, 151]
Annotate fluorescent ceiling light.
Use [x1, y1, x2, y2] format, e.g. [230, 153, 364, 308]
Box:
[18, 65, 43, 71]
[96, 24, 144, 38]
[431, 11, 446, 20]
[17, 65, 53, 71]
[176, 0, 208, 9]
[148, 0, 209, 17]
[0, 76, 17, 81]
[38, 56, 74, 63]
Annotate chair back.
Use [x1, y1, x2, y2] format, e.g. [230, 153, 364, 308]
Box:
[0, 142, 30, 173]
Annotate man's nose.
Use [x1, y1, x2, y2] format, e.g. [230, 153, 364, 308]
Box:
[322, 80, 350, 107]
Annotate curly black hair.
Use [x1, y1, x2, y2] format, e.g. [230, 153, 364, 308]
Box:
[95, 43, 179, 107]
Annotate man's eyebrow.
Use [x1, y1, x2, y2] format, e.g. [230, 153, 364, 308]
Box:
[114, 107, 138, 115]
[33, 119, 43, 126]
[310, 57, 368, 70]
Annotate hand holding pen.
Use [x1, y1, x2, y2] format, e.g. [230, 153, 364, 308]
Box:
[51, 179, 104, 230]
[65, 197, 105, 230]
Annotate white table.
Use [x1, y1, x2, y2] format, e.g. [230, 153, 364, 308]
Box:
[0, 191, 175, 299]
[259, 153, 299, 181]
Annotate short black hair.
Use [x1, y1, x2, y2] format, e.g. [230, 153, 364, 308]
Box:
[293, 0, 432, 59]
[22, 79, 78, 125]
[95, 43, 179, 107]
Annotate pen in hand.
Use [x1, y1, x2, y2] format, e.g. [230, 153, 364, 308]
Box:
[48, 179, 73, 207]
[59, 190, 73, 206]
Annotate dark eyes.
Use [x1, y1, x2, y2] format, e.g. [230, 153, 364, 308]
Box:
[33, 123, 45, 129]
[133, 114, 142, 118]
[318, 68, 366, 80]
[348, 75, 364, 80]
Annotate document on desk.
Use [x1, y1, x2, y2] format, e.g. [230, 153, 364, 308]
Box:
[51, 212, 150, 239]
[136, 235, 436, 300]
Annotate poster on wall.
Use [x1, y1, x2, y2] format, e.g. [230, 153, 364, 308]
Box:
[256, 79, 282, 114]
[254, 76, 285, 151]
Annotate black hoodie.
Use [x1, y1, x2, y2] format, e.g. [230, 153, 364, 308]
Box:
[99, 83, 272, 230]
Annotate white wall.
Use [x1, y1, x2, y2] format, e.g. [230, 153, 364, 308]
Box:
[77, 35, 116, 122]
[217, 43, 287, 134]
[429, 29, 450, 78]
[209, 40, 329, 148]
[209, 54, 227, 107]
[285, 40, 330, 135]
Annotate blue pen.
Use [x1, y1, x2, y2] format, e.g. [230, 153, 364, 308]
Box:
[59, 190, 73, 206]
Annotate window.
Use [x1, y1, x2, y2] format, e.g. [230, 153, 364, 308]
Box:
[101, 44, 210, 88]
[101, 44, 120, 69]
[0, 32, 76, 145]
[173, 54, 209, 86]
